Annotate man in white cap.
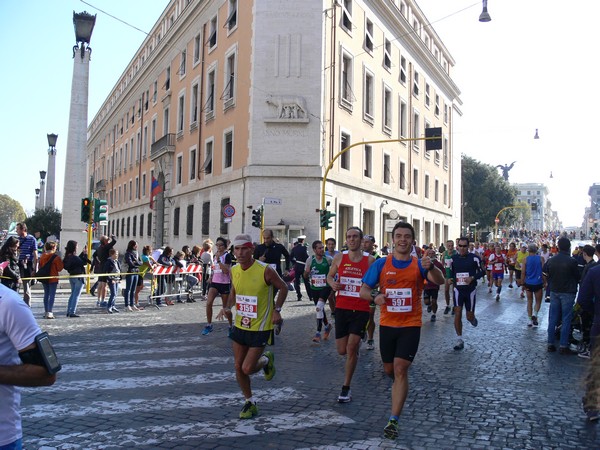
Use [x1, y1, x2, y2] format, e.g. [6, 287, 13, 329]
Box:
[218, 234, 288, 419]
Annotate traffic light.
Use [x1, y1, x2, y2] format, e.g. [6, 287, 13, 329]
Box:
[320, 209, 336, 230]
[81, 198, 92, 223]
[531, 202, 538, 211]
[251, 206, 263, 228]
[94, 198, 108, 222]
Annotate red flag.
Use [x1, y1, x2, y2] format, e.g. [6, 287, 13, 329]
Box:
[150, 176, 162, 209]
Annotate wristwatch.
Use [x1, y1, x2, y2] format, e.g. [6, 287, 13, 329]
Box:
[274, 306, 282, 312]
[370, 289, 381, 299]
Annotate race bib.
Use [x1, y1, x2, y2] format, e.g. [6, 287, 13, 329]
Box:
[385, 288, 412, 312]
[456, 272, 469, 286]
[340, 276, 362, 298]
[236, 295, 258, 318]
[311, 274, 327, 287]
[444, 258, 453, 268]
[494, 263, 503, 271]
[486, 264, 493, 271]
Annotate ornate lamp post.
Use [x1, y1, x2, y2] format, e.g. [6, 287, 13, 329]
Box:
[60, 11, 96, 247]
[39, 170, 47, 210]
[46, 133, 58, 209]
[35, 188, 40, 210]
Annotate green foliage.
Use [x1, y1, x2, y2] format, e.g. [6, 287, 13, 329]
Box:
[461, 155, 517, 229]
[25, 208, 62, 241]
[0, 194, 26, 230]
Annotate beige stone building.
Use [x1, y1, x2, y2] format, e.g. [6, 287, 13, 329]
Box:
[87, 0, 462, 251]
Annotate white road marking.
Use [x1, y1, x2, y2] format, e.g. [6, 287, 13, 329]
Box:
[56, 356, 233, 373]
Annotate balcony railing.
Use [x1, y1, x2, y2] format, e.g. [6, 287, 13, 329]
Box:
[95, 179, 107, 192]
[150, 133, 175, 160]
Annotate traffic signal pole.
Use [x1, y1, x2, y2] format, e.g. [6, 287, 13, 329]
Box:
[320, 135, 439, 242]
[494, 205, 531, 241]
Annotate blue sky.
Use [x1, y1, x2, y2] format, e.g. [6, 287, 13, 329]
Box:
[0, 0, 596, 228]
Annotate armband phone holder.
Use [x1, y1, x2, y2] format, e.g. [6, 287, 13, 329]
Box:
[19, 332, 62, 374]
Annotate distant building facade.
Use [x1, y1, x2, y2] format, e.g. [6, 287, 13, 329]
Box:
[86, 0, 462, 250]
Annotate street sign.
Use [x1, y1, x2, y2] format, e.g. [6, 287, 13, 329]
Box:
[223, 217, 232, 223]
[263, 197, 282, 205]
[385, 219, 397, 232]
[222, 204, 236, 218]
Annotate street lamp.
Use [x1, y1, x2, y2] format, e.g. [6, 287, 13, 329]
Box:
[45, 133, 58, 208]
[35, 188, 40, 210]
[39, 170, 47, 209]
[479, 0, 491, 22]
[61, 10, 96, 254]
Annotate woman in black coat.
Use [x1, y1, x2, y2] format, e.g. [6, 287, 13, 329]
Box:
[0, 237, 21, 291]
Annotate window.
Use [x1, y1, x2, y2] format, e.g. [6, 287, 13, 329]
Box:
[124, 143, 128, 172]
[116, 218, 119, 236]
[173, 207, 180, 236]
[187, 205, 194, 235]
[129, 180, 132, 201]
[435, 94, 440, 116]
[132, 215, 137, 237]
[177, 94, 185, 133]
[443, 183, 448, 205]
[208, 16, 217, 49]
[413, 71, 419, 97]
[147, 212, 152, 236]
[220, 197, 230, 235]
[443, 137, 449, 168]
[341, 0, 352, 32]
[399, 98, 407, 138]
[176, 154, 183, 184]
[444, 103, 448, 123]
[413, 169, 419, 194]
[425, 84, 430, 108]
[126, 217, 130, 237]
[383, 86, 392, 134]
[412, 110, 420, 150]
[202, 201, 210, 235]
[224, 130, 233, 169]
[190, 148, 196, 180]
[424, 174, 430, 198]
[135, 176, 139, 199]
[399, 55, 407, 84]
[153, 80, 158, 103]
[223, 52, 236, 109]
[364, 69, 374, 121]
[340, 51, 354, 108]
[383, 38, 392, 70]
[193, 33, 201, 64]
[151, 118, 157, 144]
[340, 131, 350, 170]
[400, 162, 406, 190]
[364, 145, 372, 178]
[165, 66, 171, 91]
[203, 139, 213, 174]
[365, 18, 374, 53]
[142, 173, 146, 197]
[383, 154, 391, 184]
[205, 67, 216, 119]
[179, 49, 186, 76]
[435, 179, 439, 201]
[226, 0, 237, 31]
[163, 107, 170, 134]
[143, 126, 148, 158]
[140, 214, 144, 237]
[190, 83, 198, 124]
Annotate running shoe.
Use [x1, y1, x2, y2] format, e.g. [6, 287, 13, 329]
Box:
[547, 344, 556, 352]
[201, 324, 213, 336]
[323, 323, 332, 340]
[426, 304, 432, 313]
[366, 339, 375, 350]
[545, 296, 550, 303]
[263, 351, 275, 381]
[495, 294, 500, 302]
[468, 317, 478, 327]
[383, 418, 399, 440]
[239, 401, 258, 419]
[578, 350, 591, 359]
[453, 339, 464, 351]
[532, 316, 539, 327]
[508, 284, 513, 288]
[127, 306, 133, 312]
[338, 386, 352, 403]
[520, 292, 525, 299]
[488, 287, 492, 293]
[312, 333, 321, 343]
[443, 306, 451, 315]
[587, 410, 600, 422]
[527, 318, 533, 327]
[430, 314, 436, 322]
[111, 306, 120, 313]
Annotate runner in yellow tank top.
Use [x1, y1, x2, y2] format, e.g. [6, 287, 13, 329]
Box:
[218, 234, 288, 419]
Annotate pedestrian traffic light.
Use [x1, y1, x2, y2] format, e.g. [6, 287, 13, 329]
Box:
[94, 198, 108, 222]
[531, 202, 538, 211]
[320, 209, 335, 230]
[251, 206, 263, 228]
[81, 198, 91, 223]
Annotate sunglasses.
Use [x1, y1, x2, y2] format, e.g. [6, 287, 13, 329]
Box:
[457, 244, 468, 248]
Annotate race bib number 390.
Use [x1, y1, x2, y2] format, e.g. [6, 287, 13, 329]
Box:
[236, 295, 258, 318]
[340, 276, 362, 297]
[385, 288, 413, 312]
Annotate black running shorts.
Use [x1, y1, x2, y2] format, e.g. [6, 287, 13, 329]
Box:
[334, 308, 369, 340]
[379, 326, 421, 363]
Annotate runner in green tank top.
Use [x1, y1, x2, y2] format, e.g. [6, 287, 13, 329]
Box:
[304, 240, 333, 343]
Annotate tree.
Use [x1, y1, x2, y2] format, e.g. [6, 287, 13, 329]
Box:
[462, 155, 517, 231]
[0, 194, 26, 230]
[25, 208, 62, 242]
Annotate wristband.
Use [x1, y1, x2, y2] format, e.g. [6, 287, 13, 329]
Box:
[223, 307, 231, 312]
